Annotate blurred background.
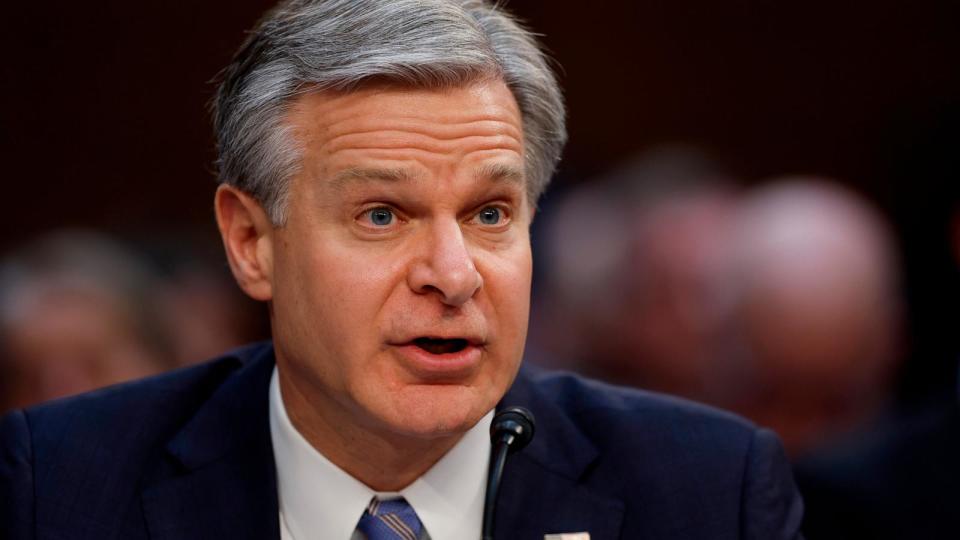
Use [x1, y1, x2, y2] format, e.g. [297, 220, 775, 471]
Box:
[2, 1, 959, 537]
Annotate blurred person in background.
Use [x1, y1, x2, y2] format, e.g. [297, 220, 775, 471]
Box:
[715, 179, 903, 458]
[158, 266, 259, 368]
[0, 230, 260, 413]
[532, 164, 903, 460]
[530, 147, 739, 401]
[0, 230, 174, 411]
[141, 236, 269, 368]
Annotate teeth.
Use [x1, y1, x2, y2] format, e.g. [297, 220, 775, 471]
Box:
[413, 338, 469, 354]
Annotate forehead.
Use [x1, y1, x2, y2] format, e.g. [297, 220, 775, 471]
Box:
[289, 77, 522, 121]
[285, 79, 525, 172]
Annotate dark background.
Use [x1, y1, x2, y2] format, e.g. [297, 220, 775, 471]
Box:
[3, 0, 959, 405]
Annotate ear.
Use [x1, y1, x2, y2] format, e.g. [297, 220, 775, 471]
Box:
[214, 184, 275, 301]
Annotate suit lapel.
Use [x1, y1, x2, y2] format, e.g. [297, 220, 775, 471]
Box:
[495, 367, 625, 540]
[140, 344, 280, 540]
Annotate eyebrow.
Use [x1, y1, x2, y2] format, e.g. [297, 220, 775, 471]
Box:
[473, 162, 525, 186]
[330, 166, 422, 189]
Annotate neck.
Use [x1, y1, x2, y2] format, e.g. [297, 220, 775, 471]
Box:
[277, 367, 463, 492]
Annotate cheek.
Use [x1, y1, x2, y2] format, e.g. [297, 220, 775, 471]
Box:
[271, 237, 412, 396]
[281, 237, 408, 340]
[482, 244, 533, 344]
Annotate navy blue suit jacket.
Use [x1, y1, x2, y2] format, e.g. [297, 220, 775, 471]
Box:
[1, 342, 803, 539]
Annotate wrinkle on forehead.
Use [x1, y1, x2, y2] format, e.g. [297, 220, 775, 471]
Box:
[287, 80, 524, 154]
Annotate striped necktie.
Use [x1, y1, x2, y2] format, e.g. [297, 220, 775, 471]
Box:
[356, 497, 424, 540]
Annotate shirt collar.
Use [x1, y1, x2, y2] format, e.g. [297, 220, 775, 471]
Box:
[269, 366, 492, 540]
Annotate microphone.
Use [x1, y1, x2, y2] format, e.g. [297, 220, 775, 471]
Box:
[482, 406, 535, 540]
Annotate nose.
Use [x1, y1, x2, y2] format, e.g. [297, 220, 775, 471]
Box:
[407, 220, 483, 307]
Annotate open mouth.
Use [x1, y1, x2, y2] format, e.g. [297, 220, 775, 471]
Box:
[413, 337, 470, 355]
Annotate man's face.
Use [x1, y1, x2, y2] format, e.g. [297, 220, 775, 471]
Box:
[269, 79, 531, 440]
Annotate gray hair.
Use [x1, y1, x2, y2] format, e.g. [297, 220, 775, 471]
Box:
[213, 0, 567, 224]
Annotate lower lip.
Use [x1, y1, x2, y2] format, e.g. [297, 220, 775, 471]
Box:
[391, 343, 483, 379]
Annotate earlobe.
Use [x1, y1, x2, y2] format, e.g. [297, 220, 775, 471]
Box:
[214, 184, 275, 301]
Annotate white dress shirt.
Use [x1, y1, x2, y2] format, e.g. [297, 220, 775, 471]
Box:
[269, 367, 493, 540]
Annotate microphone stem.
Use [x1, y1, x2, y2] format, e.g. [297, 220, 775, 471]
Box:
[482, 439, 511, 540]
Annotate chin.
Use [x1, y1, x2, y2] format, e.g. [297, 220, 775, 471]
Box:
[382, 384, 494, 439]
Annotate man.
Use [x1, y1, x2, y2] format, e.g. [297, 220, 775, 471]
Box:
[0, 1, 803, 538]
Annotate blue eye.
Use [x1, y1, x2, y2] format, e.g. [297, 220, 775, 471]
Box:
[478, 207, 501, 225]
[367, 207, 394, 226]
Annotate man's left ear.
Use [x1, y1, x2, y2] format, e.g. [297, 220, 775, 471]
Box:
[214, 184, 275, 301]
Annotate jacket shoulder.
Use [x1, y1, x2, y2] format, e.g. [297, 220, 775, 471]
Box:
[1, 342, 275, 539]
[516, 368, 804, 539]
[15, 342, 270, 469]
[524, 367, 757, 450]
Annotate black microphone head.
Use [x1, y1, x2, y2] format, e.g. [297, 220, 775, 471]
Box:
[490, 406, 535, 452]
